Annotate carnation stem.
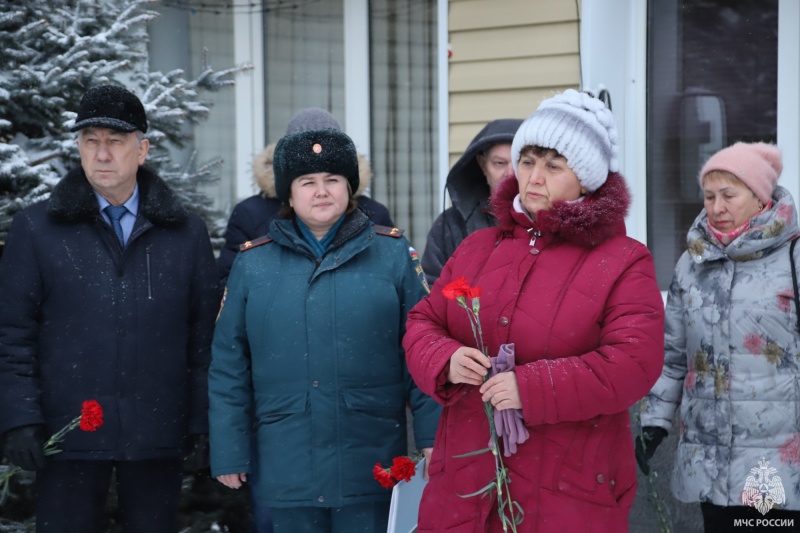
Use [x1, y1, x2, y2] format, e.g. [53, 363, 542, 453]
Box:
[0, 412, 86, 504]
[449, 288, 522, 530]
[483, 385, 518, 532]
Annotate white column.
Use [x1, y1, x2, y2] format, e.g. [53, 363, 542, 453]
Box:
[233, 8, 265, 201]
[437, 0, 450, 208]
[778, 0, 800, 199]
[579, 0, 647, 246]
[343, 0, 371, 157]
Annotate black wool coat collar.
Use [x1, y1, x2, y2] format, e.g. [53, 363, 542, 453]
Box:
[47, 166, 188, 226]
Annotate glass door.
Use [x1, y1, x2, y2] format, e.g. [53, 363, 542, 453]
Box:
[646, 0, 779, 288]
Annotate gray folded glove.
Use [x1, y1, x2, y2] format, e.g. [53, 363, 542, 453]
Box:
[488, 343, 529, 457]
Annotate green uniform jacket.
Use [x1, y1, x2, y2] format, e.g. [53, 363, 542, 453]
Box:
[209, 209, 440, 508]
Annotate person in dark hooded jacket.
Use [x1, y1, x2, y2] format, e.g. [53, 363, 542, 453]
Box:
[0, 85, 219, 533]
[217, 108, 393, 285]
[421, 118, 522, 285]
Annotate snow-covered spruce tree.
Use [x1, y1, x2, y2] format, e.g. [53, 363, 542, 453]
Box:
[0, 0, 249, 248]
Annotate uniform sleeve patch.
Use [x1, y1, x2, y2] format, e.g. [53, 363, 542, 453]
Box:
[408, 246, 429, 294]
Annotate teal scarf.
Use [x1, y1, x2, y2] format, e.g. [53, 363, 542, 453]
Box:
[296, 214, 346, 257]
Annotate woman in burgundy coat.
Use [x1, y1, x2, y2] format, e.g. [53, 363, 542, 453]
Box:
[403, 89, 665, 532]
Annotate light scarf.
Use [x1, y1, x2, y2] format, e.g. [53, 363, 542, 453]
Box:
[707, 201, 772, 246]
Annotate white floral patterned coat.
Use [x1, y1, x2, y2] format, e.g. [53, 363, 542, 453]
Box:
[642, 185, 800, 510]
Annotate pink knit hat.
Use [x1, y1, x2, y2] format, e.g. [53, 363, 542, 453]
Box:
[698, 142, 782, 204]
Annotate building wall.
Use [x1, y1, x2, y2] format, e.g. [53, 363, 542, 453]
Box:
[447, 0, 581, 166]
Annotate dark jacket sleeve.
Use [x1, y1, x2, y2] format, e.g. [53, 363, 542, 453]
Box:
[217, 203, 254, 286]
[218, 196, 280, 286]
[398, 237, 441, 449]
[356, 196, 394, 227]
[209, 252, 255, 477]
[186, 216, 222, 435]
[0, 211, 46, 436]
[421, 208, 464, 287]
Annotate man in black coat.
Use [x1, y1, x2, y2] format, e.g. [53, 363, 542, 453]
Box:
[0, 85, 219, 533]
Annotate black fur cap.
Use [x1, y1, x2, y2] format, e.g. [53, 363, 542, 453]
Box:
[272, 128, 359, 202]
[70, 85, 148, 133]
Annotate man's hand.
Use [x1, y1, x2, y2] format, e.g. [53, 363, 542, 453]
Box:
[447, 346, 490, 386]
[479, 372, 522, 410]
[2, 425, 46, 471]
[217, 473, 247, 489]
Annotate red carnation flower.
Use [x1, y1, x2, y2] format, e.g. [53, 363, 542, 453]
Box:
[1, 400, 105, 504]
[390, 456, 416, 483]
[372, 463, 396, 489]
[442, 277, 471, 300]
[79, 400, 104, 432]
[466, 286, 482, 298]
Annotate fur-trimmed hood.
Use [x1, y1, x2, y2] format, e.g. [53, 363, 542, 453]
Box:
[253, 142, 373, 199]
[47, 166, 188, 226]
[491, 172, 631, 247]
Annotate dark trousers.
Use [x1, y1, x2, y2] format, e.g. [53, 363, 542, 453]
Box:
[271, 502, 390, 533]
[35, 458, 183, 533]
[701, 502, 800, 532]
[251, 490, 274, 533]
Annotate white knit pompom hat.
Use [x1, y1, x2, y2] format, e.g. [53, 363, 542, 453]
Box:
[511, 89, 619, 192]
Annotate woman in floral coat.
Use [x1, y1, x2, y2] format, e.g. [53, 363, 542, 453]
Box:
[639, 142, 800, 530]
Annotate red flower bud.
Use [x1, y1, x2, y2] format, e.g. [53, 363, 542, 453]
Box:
[372, 463, 396, 489]
[79, 400, 104, 432]
[389, 456, 416, 483]
[442, 277, 472, 300]
[466, 286, 482, 298]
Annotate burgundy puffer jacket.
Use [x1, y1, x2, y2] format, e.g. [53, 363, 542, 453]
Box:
[404, 174, 665, 532]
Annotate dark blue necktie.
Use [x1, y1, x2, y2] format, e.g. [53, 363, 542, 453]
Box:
[104, 204, 127, 246]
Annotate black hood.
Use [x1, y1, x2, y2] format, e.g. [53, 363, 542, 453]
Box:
[446, 118, 523, 218]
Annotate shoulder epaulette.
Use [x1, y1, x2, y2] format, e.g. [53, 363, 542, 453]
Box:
[373, 225, 405, 238]
[239, 235, 273, 251]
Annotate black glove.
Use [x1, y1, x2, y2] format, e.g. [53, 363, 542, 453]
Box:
[185, 433, 210, 471]
[2, 425, 46, 471]
[634, 426, 668, 476]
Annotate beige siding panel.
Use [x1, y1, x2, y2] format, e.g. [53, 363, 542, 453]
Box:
[446, 0, 581, 165]
[449, 122, 489, 155]
[450, 86, 577, 123]
[450, 22, 579, 62]
[450, 55, 580, 92]
[450, 0, 578, 31]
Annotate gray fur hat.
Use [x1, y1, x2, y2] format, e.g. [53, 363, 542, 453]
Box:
[286, 108, 341, 134]
[273, 129, 359, 202]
